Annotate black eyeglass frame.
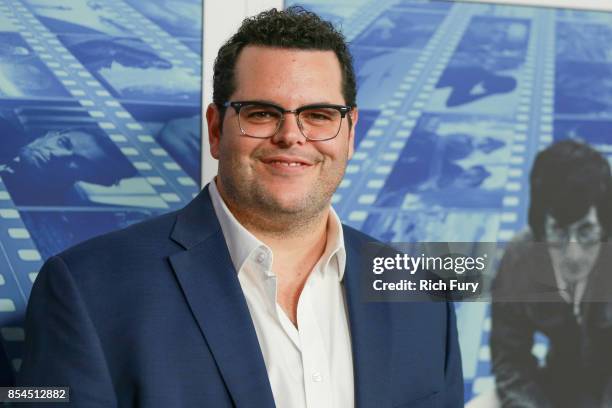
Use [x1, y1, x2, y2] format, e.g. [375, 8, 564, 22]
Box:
[222, 100, 353, 141]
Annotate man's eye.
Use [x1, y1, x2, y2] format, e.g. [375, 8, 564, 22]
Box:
[245, 109, 280, 122]
[578, 226, 597, 237]
[309, 113, 331, 121]
[250, 111, 275, 118]
[57, 135, 73, 150]
[303, 110, 334, 122]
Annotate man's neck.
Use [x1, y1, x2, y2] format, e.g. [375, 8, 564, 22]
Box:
[215, 181, 332, 326]
[232, 201, 330, 264]
[214, 178, 330, 253]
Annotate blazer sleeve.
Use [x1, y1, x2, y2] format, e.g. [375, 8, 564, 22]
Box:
[443, 300, 464, 407]
[17, 256, 117, 407]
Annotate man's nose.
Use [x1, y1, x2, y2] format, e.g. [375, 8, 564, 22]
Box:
[564, 234, 583, 259]
[271, 112, 306, 147]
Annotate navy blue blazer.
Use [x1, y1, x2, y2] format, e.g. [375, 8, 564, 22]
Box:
[18, 186, 463, 407]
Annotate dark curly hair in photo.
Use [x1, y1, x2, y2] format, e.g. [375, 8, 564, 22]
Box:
[212, 6, 357, 123]
[528, 139, 612, 240]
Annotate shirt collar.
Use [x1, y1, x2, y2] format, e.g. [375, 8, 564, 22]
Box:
[208, 180, 346, 280]
[209, 179, 269, 273]
[321, 207, 347, 281]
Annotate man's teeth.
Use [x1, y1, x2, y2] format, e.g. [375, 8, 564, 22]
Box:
[271, 161, 303, 167]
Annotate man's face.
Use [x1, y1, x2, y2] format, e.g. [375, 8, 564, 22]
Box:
[17, 130, 108, 185]
[208, 46, 357, 218]
[546, 206, 602, 283]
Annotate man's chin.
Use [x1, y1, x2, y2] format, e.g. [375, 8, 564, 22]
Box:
[263, 198, 310, 215]
[261, 193, 328, 216]
[562, 270, 592, 283]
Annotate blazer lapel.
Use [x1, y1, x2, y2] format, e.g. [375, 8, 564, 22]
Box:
[168, 186, 275, 408]
[343, 232, 392, 408]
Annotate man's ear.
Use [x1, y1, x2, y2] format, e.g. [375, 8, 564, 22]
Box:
[206, 103, 222, 159]
[347, 108, 358, 160]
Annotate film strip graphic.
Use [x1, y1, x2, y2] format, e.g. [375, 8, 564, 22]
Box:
[296, 0, 612, 403]
[0, 178, 31, 374]
[333, 3, 476, 226]
[105, 0, 202, 73]
[6, 0, 200, 203]
[471, 9, 584, 400]
[0, 0, 202, 375]
[469, 9, 556, 399]
[496, 8, 555, 244]
[295, 0, 561, 402]
[342, 0, 396, 42]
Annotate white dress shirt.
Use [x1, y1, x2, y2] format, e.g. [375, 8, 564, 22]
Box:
[209, 181, 354, 408]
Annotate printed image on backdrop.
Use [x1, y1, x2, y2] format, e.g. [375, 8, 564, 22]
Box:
[0, 0, 202, 384]
[290, 0, 612, 404]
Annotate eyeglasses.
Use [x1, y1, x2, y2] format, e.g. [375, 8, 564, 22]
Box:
[545, 223, 603, 248]
[222, 101, 352, 141]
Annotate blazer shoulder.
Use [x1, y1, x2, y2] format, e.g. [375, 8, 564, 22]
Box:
[57, 210, 181, 272]
[342, 223, 381, 246]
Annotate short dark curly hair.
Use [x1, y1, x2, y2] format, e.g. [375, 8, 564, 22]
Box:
[528, 139, 612, 240]
[212, 6, 357, 114]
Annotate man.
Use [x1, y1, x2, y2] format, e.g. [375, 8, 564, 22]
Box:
[1, 127, 135, 205]
[489, 140, 612, 407]
[18, 7, 462, 407]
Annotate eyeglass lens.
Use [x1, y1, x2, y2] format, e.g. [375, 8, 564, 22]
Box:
[237, 104, 343, 140]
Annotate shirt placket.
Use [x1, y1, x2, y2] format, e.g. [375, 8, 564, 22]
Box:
[297, 278, 334, 408]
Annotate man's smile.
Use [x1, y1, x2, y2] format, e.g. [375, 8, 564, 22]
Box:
[259, 154, 317, 174]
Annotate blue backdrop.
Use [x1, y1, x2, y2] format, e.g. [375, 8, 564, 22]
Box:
[0, 0, 202, 383]
[2, 0, 612, 401]
[289, 0, 612, 402]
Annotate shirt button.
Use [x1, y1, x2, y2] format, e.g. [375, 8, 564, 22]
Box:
[311, 372, 322, 382]
[256, 252, 266, 264]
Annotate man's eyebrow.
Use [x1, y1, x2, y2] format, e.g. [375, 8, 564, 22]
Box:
[238, 99, 339, 107]
[240, 99, 278, 105]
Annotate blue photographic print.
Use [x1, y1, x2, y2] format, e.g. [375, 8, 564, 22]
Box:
[427, 16, 529, 115]
[454, 16, 530, 61]
[0, 13, 22, 31]
[182, 39, 202, 55]
[0, 33, 69, 98]
[0, 100, 169, 208]
[354, 109, 381, 149]
[19, 210, 157, 260]
[124, 0, 202, 39]
[0, 125, 133, 206]
[374, 113, 511, 209]
[361, 208, 500, 242]
[22, 0, 134, 36]
[392, 0, 454, 12]
[555, 61, 612, 116]
[0, 0, 203, 384]
[553, 119, 612, 155]
[556, 22, 612, 63]
[353, 10, 445, 49]
[290, 0, 612, 403]
[60, 34, 200, 103]
[556, 8, 612, 24]
[428, 56, 523, 114]
[123, 103, 201, 182]
[352, 46, 420, 110]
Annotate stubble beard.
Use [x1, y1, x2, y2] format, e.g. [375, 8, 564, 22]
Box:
[218, 159, 345, 236]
